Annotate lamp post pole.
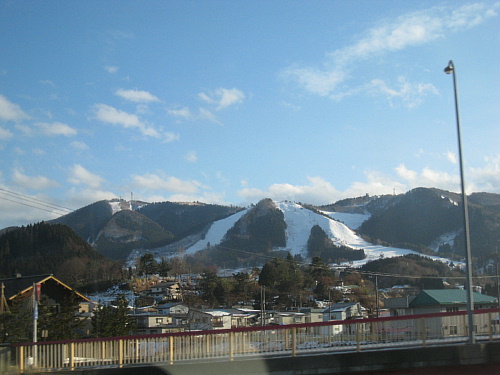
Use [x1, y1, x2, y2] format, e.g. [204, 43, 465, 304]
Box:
[444, 60, 475, 345]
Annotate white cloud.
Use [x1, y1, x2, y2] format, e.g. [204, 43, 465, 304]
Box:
[468, 154, 500, 192]
[284, 3, 498, 101]
[71, 140, 89, 150]
[199, 88, 245, 110]
[68, 164, 105, 188]
[238, 176, 341, 205]
[35, 121, 78, 136]
[163, 132, 180, 143]
[395, 163, 460, 192]
[0, 126, 13, 140]
[132, 173, 202, 194]
[104, 65, 119, 74]
[168, 107, 192, 120]
[0, 95, 30, 122]
[115, 89, 160, 103]
[367, 77, 438, 108]
[92, 103, 160, 138]
[185, 151, 198, 162]
[66, 187, 117, 209]
[446, 151, 457, 164]
[238, 156, 500, 206]
[12, 169, 59, 190]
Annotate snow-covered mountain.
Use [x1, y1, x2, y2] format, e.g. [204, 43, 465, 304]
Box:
[139, 200, 454, 268]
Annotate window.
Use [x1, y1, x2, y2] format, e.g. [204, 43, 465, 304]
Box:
[446, 306, 459, 313]
[449, 326, 458, 335]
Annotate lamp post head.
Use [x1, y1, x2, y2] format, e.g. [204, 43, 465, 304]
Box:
[444, 60, 454, 74]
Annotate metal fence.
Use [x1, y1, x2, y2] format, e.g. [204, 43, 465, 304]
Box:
[13, 308, 500, 373]
[0, 344, 11, 374]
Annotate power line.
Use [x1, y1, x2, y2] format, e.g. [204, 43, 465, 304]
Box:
[0, 188, 74, 215]
[0, 188, 74, 212]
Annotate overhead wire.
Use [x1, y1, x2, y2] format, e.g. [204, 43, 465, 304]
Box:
[2, 188, 496, 282]
[0, 188, 74, 217]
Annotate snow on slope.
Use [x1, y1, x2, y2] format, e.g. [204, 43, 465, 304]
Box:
[276, 201, 453, 267]
[184, 208, 250, 255]
[321, 211, 370, 230]
[184, 201, 455, 267]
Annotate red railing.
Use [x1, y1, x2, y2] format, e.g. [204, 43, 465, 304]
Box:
[13, 308, 500, 373]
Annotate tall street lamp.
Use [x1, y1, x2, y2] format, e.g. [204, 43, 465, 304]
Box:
[444, 60, 475, 345]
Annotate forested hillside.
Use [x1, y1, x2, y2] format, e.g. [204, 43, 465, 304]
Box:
[357, 188, 500, 261]
[0, 222, 119, 286]
[94, 210, 175, 260]
[195, 198, 287, 267]
[307, 224, 365, 264]
[360, 254, 463, 289]
[137, 201, 243, 239]
[51, 200, 113, 243]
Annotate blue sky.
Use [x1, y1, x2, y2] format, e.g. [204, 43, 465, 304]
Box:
[0, 1, 499, 229]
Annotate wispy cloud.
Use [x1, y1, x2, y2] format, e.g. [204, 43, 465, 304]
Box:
[185, 151, 198, 163]
[366, 77, 438, 108]
[68, 164, 105, 188]
[104, 65, 119, 74]
[284, 2, 498, 103]
[238, 155, 500, 205]
[132, 172, 203, 194]
[0, 94, 30, 122]
[93, 104, 179, 142]
[71, 140, 89, 150]
[199, 88, 245, 110]
[35, 122, 78, 136]
[115, 89, 160, 103]
[12, 169, 59, 190]
[238, 176, 341, 205]
[168, 87, 244, 124]
[0, 126, 13, 140]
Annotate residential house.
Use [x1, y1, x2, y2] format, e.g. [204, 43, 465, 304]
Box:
[273, 312, 306, 325]
[146, 281, 182, 303]
[322, 302, 366, 321]
[131, 313, 184, 335]
[188, 308, 258, 330]
[157, 302, 188, 315]
[295, 308, 324, 324]
[385, 289, 498, 316]
[1, 274, 89, 309]
[188, 309, 232, 330]
[1, 274, 92, 337]
[385, 289, 498, 338]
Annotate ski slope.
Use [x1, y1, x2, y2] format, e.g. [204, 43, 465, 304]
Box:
[183, 201, 455, 267]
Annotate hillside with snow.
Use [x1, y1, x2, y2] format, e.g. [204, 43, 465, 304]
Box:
[180, 200, 454, 267]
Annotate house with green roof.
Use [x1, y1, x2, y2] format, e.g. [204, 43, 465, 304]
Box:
[409, 289, 497, 314]
[386, 289, 497, 316]
[385, 289, 498, 339]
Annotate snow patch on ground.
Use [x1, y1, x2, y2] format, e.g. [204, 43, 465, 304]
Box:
[320, 211, 370, 230]
[162, 200, 458, 268]
[429, 230, 460, 252]
[109, 201, 123, 215]
[184, 208, 250, 255]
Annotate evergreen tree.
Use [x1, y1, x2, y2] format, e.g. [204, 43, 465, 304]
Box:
[258, 254, 304, 308]
[137, 253, 158, 278]
[91, 295, 135, 338]
[38, 294, 87, 341]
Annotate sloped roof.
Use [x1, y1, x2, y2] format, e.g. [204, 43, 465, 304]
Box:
[322, 302, 359, 313]
[410, 289, 497, 307]
[0, 274, 89, 303]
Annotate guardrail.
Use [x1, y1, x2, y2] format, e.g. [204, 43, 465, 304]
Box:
[13, 308, 500, 373]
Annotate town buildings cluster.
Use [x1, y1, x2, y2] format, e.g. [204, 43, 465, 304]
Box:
[2, 273, 498, 342]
